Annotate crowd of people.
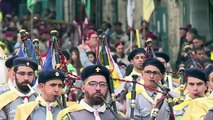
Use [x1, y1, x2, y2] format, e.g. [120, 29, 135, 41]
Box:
[0, 12, 213, 120]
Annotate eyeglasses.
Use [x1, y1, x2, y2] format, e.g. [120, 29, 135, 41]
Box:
[16, 72, 34, 77]
[86, 81, 107, 88]
[143, 70, 161, 77]
[90, 37, 99, 39]
[197, 53, 205, 55]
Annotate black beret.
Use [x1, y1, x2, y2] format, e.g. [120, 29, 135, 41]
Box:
[128, 48, 146, 61]
[38, 69, 65, 83]
[188, 28, 198, 35]
[205, 64, 213, 80]
[115, 41, 125, 48]
[185, 67, 207, 82]
[86, 51, 96, 58]
[179, 24, 192, 32]
[13, 57, 38, 71]
[142, 58, 166, 74]
[5, 55, 18, 68]
[114, 21, 122, 26]
[155, 52, 170, 63]
[62, 50, 70, 61]
[81, 65, 110, 82]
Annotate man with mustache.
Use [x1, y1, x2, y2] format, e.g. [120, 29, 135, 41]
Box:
[57, 65, 115, 120]
[14, 69, 65, 120]
[173, 67, 208, 119]
[0, 57, 38, 120]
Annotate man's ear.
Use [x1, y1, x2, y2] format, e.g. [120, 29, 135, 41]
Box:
[81, 85, 85, 93]
[12, 70, 16, 77]
[206, 81, 210, 90]
[130, 59, 134, 64]
[38, 83, 45, 89]
[160, 74, 164, 80]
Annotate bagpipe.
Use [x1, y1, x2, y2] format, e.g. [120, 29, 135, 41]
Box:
[184, 45, 204, 69]
[48, 30, 82, 108]
[150, 80, 176, 120]
[129, 75, 138, 120]
[178, 66, 185, 103]
[18, 29, 80, 110]
[18, 29, 43, 71]
[97, 30, 121, 119]
[47, 30, 80, 120]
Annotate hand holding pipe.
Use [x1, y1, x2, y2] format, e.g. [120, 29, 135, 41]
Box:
[146, 39, 157, 58]
[32, 39, 41, 67]
[184, 45, 200, 68]
[19, 29, 31, 57]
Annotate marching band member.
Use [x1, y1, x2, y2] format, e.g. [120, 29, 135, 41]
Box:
[181, 65, 213, 120]
[124, 48, 146, 82]
[0, 57, 38, 120]
[126, 58, 177, 120]
[57, 65, 118, 120]
[174, 67, 208, 119]
[5, 55, 19, 83]
[15, 69, 65, 120]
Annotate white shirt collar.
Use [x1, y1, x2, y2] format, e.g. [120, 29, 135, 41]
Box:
[80, 100, 106, 113]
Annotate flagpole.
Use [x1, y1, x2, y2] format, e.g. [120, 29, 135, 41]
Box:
[130, 30, 133, 52]
[0, 11, 2, 41]
[30, 12, 33, 41]
[0, 21, 2, 41]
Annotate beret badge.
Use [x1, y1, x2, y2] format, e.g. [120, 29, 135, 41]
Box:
[96, 67, 101, 72]
[55, 72, 59, 77]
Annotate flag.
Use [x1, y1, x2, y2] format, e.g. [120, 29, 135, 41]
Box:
[16, 44, 25, 57]
[127, 0, 135, 28]
[99, 45, 123, 90]
[82, 0, 91, 25]
[142, 0, 155, 22]
[42, 46, 54, 70]
[25, 39, 36, 60]
[27, 0, 40, 13]
[16, 40, 36, 59]
[0, 11, 2, 23]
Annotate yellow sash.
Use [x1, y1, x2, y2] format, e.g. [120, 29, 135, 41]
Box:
[14, 101, 39, 120]
[173, 100, 191, 111]
[57, 104, 85, 120]
[15, 101, 78, 120]
[0, 84, 35, 110]
[0, 91, 19, 109]
[139, 87, 163, 105]
[36, 95, 58, 120]
[126, 86, 162, 105]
